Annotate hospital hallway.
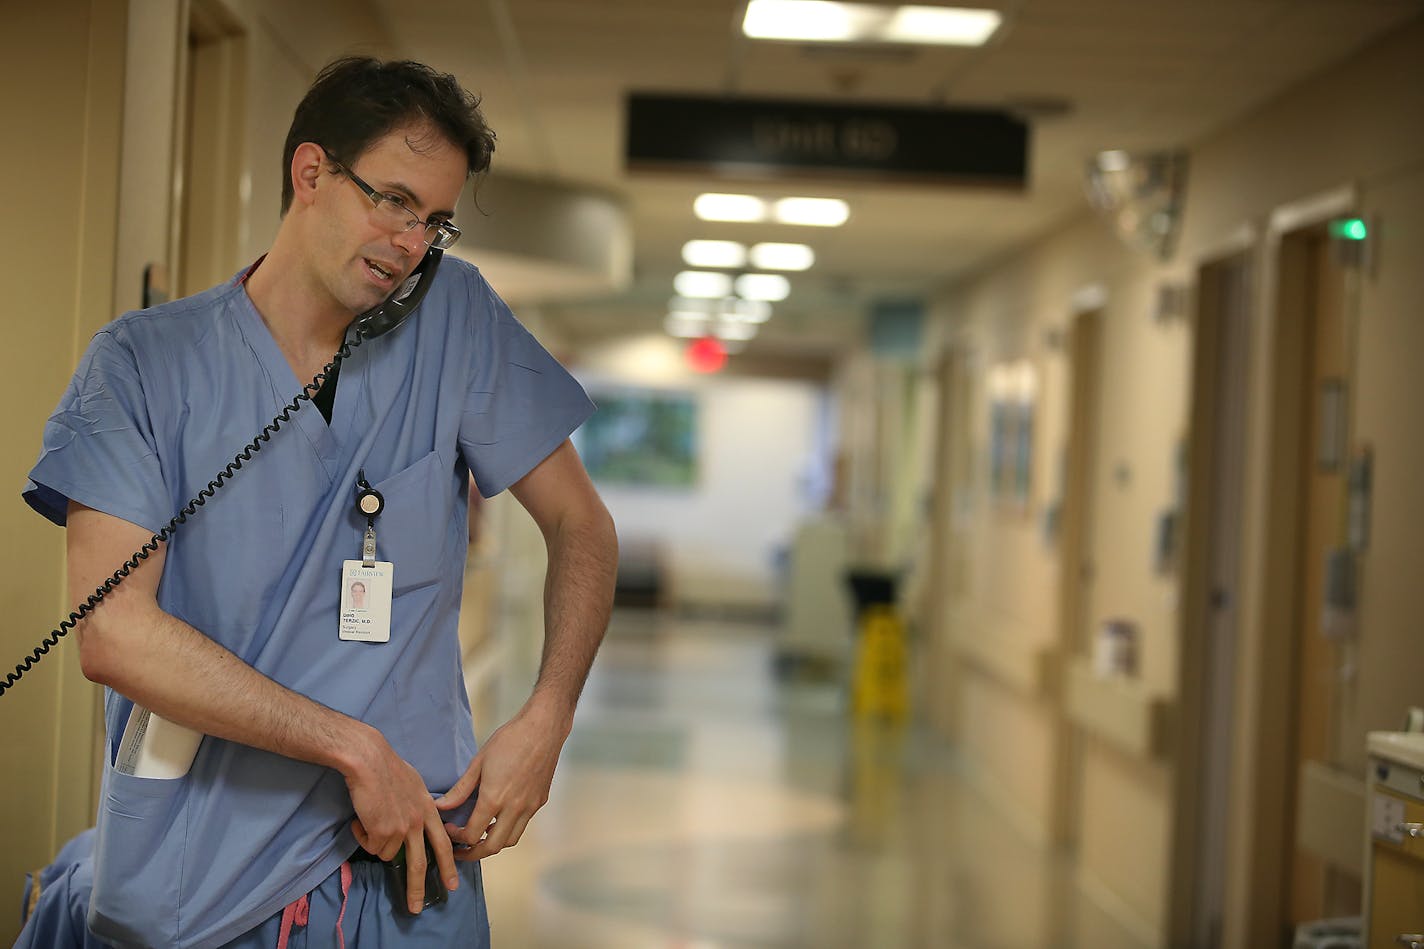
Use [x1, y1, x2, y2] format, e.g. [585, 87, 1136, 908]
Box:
[481, 608, 1068, 949]
[9, 5, 1424, 948]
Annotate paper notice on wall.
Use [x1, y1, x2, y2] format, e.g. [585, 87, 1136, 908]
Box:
[1372, 793, 1405, 843]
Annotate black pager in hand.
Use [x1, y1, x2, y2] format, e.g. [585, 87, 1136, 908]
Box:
[386, 841, 448, 913]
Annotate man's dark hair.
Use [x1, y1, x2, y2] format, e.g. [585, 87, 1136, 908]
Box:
[280, 57, 496, 213]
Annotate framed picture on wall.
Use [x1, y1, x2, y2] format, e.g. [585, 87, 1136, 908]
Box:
[576, 389, 698, 488]
[987, 359, 1037, 509]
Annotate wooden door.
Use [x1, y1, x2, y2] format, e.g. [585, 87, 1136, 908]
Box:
[1288, 230, 1356, 923]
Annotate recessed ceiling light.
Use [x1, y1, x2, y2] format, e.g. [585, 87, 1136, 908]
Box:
[773, 197, 849, 227]
[694, 193, 768, 222]
[714, 322, 759, 342]
[884, 6, 1001, 45]
[665, 312, 712, 338]
[675, 271, 734, 298]
[682, 240, 748, 269]
[724, 298, 773, 323]
[669, 296, 715, 313]
[743, 0, 859, 41]
[743, 1, 1001, 47]
[750, 242, 815, 271]
[736, 273, 791, 301]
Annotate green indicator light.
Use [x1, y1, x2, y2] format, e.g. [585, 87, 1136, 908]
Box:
[1330, 217, 1368, 241]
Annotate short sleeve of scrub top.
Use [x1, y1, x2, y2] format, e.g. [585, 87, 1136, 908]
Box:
[458, 273, 595, 496]
[24, 328, 172, 533]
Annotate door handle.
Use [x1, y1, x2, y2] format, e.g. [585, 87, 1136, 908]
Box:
[1396, 935, 1424, 949]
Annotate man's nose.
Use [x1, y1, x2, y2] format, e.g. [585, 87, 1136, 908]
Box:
[392, 225, 426, 257]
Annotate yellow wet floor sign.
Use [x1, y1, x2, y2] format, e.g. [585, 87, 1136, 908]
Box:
[852, 604, 908, 720]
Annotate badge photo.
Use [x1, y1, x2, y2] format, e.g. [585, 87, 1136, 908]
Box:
[340, 560, 394, 643]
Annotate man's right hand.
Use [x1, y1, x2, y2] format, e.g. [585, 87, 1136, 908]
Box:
[343, 728, 459, 914]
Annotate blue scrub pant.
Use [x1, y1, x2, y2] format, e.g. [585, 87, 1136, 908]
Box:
[221, 858, 489, 949]
[16, 851, 490, 948]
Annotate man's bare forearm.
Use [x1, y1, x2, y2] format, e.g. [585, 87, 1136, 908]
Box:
[68, 501, 375, 778]
[529, 505, 617, 717]
[504, 441, 617, 722]
[84, 599, 374, 777]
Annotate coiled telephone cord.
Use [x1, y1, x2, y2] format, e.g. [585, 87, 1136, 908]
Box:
[0, 329, 370, 698]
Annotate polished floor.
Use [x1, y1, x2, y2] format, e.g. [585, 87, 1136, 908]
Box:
[481, 610, 1075, 949]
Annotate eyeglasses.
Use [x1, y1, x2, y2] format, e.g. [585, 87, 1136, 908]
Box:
[325, 151, 462, 250]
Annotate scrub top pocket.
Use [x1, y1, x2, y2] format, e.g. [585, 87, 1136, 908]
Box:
[89, 767, 189, 947]
[367, 450, 458, 593]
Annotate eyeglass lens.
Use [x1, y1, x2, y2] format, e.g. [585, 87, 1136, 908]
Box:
[368, 198, 459, 249]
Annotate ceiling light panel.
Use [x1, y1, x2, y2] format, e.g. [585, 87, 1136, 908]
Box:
[694, 193, 768, 222]
[675, 271, 734, 298]
[669, 296, 715, 314]
[735, 273, 792, 301]
[743, 0, 862, 41]
[884, 6, 1001, 45]
[750, 242, 815, 271]
[724, 298, 773, 323]
[664, 312, 711, 338]
[714, 322, 759, 342]
[773, 197, 850, 227]
[682, 240, 748, 269]
[743, 1, 1001, 47]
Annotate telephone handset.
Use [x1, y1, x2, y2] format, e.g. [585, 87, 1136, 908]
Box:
[0, 249, 444, 700]
[356, 247, 442, 339]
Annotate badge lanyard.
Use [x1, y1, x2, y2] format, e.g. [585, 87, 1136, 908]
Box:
[340, 469, 394, 643]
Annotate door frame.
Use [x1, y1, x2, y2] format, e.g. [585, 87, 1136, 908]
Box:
[1170, 244, 1255, 948]
[1053, 302, 1104, 849]
[177, 0, 249, 296]
[1219, 184, 1359, 949]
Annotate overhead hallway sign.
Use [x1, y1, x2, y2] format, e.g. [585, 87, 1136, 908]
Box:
[625, 93, 1029, 189]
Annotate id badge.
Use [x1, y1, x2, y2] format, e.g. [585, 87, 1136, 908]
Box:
[340, 560, 394, 643]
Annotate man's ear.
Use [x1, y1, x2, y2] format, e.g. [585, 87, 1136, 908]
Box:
[290, 142, 328, 208]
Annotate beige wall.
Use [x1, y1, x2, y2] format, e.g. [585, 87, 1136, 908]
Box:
[937, 212, 1176, 851]
[113, 0, 184, 313]
[1183, 20, 1424, 947]
[929, 16, 1424, 949]
[1345, 172, 1424, 770]
[0, 3, 128, 944]
[937, 210, 1185, 935]
[235, 0, 393, 262]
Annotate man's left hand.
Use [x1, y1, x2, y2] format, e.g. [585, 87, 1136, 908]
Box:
[434, 700, 571, 860]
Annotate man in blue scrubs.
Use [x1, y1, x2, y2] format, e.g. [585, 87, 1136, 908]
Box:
[20, 57, 617, 947]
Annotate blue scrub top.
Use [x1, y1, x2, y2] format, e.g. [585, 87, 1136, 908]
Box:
[23, 256, 594, 948]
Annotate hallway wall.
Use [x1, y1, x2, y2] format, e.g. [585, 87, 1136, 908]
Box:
[231, 0, 392, 265]
[0, 6, 127, 943]
[575, 335, 830, 611]
[1187, 19, 1424, 945]
[935, 203, 1184, 945]
[928, 16, 1424, 949]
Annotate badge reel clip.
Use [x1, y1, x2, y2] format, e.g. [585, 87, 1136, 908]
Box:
[356, 475, 384, 566]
